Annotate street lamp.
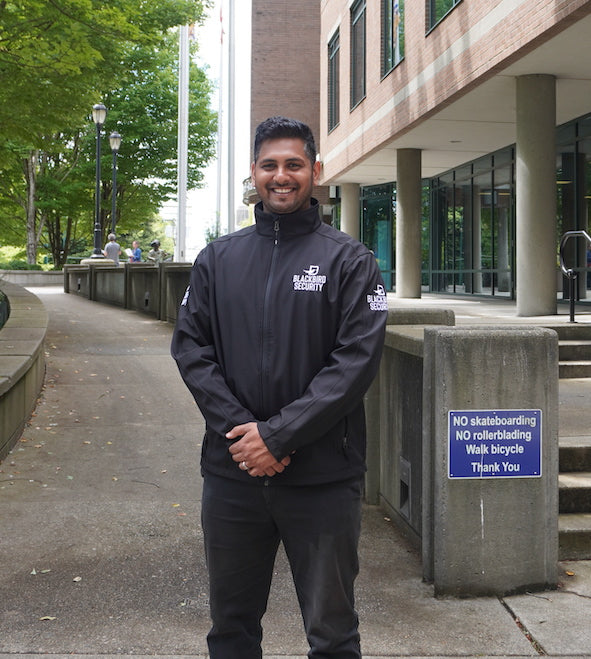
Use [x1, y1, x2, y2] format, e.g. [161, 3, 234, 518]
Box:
[109, 131, 121, 234]
[91, 103, 107, 257]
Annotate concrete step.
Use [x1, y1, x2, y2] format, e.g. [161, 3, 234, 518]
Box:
[559, 339, 591, 360]
[559, 436, 591, 471]
[559, 513, 591, 560]
[556, 347, 591, 558]
[559, 471, 591, 513]
[548, 323, 591, 341]
[559, 360, 591, 378]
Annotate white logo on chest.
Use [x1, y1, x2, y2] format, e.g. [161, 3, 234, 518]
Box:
[293, 265, 327, 292]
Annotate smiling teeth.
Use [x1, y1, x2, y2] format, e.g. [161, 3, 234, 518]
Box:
[273, 188, 292, 193]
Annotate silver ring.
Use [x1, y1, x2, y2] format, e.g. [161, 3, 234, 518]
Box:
[240, 461, 248, 470]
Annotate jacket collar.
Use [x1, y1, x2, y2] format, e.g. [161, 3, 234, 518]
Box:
[254, 199, 321, 238]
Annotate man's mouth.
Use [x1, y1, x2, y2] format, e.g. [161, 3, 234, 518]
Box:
[271, 187, 295, 195]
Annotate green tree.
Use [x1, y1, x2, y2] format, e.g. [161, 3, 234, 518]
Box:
[0, 0, 215, 265]
[0, 0, 204, 142]
[36, 30, 217, 268]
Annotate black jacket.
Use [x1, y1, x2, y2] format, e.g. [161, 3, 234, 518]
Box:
[171, 200, 387, 485]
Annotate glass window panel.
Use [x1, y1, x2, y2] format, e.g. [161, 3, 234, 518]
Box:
[493, 166, 513, 295]
[455, 165, 472, 183]
[578, 114, 591, 139]
[473, 172, 492, 293]
[382, 0, 404, 76]
[328, 31, 340, 132]
[491, 147, 513, 169]
[582, 138, 591, 288]
[557, 123, 576, 146]
[362, 184, 393, 289]
[350, 0, 366, 108]
[557, 150, 576, 243]
[454, 184, 465, 291]
[427, 0, 461, 30]
[421, 185, 430, 288]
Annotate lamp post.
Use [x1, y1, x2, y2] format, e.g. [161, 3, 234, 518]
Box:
[91, 103, 107, 257]
[109, 131, 121, 234]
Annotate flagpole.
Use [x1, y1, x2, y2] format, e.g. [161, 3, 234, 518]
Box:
[227, 0, 235, 235]
[176, 24, 189, 261]
[216, 3, 224, 237]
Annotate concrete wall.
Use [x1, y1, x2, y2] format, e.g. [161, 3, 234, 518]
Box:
[367, 309, 454, 546]
[373, 315, 559, 597]
[422, 326, 558, 596]
[0, 280, 47, 461]
[0, 270, 64, 286]
[63, 262, 191, 323]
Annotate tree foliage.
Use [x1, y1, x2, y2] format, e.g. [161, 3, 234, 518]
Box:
[0, 0, 216, 266]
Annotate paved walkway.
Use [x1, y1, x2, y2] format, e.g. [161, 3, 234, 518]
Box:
[1, 288, 591, 658]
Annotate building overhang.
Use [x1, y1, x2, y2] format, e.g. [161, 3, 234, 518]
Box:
[320, 12, 591, 187]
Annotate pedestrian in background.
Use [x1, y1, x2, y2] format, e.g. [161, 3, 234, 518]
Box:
[129, 240, 141, 263]
[103, 233, 121, 265]
[172, 116, 387, 658]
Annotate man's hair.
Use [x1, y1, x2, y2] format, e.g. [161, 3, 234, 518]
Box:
[108, 233, 116, 241]
[253, 116, 317, 166]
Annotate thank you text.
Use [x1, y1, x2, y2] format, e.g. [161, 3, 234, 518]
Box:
[448, 409, 542, 479]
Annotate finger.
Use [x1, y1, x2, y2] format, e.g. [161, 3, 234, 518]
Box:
[226, 429, 243, 442]
[228, 440, 245, 455]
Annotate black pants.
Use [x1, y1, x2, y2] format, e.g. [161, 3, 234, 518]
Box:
[202, 473, 363, 658]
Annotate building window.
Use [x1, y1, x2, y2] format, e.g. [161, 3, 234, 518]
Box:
[427, 0, 461, 31]
[382, 0, 404, 76]
[328, 31, 340, 132]
[429, 148, 515, 297]
[361, 184, 394, 289]
[350, 0, 366, 109]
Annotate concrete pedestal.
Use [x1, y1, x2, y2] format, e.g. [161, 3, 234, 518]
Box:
[422, 326, 559, 596]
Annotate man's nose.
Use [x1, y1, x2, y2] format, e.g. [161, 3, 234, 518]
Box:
[274, 166, 290, 182]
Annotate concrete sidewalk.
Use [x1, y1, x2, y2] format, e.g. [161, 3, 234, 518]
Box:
[1, 288, 590, 658]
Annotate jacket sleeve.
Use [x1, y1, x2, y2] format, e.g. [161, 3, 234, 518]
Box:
[258, 251, 387, 460]
[171, 250, 255, 435]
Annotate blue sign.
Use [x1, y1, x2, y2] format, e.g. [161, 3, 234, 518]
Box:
[448, 409, 542, 479]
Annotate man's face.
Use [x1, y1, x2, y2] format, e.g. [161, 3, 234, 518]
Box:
[251, 137, 321, 215]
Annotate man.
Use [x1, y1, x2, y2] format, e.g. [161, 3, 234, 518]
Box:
[103, 233, 121, 265]
[171, 116, 387, 658]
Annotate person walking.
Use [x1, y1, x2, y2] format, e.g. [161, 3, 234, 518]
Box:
[171, 116, 387, 659]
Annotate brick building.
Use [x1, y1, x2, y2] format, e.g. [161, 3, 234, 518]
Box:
[248, 0, 331, 214]
[250, 0, 591, 315]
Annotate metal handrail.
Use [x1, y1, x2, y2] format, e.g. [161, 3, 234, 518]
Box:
[559, 230, 591, 322]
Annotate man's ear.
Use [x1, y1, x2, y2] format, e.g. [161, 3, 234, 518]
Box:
[312, 159, 322, 185]
[250, 161, 256, 184]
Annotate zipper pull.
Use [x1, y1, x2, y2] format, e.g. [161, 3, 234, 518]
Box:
[274, 220, 280, 245]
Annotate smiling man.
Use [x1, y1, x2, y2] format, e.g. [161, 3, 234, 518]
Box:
[171, 116, 388, 658]
[251, 132, 320, 215]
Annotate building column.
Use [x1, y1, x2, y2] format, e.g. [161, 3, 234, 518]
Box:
[340, 183, 360, 240]
[396, 148, 422, 298]
[516, 74, 556, 316]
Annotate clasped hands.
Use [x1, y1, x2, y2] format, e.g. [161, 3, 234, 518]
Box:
[227, 422, 291, 477]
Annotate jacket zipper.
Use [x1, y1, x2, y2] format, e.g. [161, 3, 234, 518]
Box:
[259, 220, 280, 412]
